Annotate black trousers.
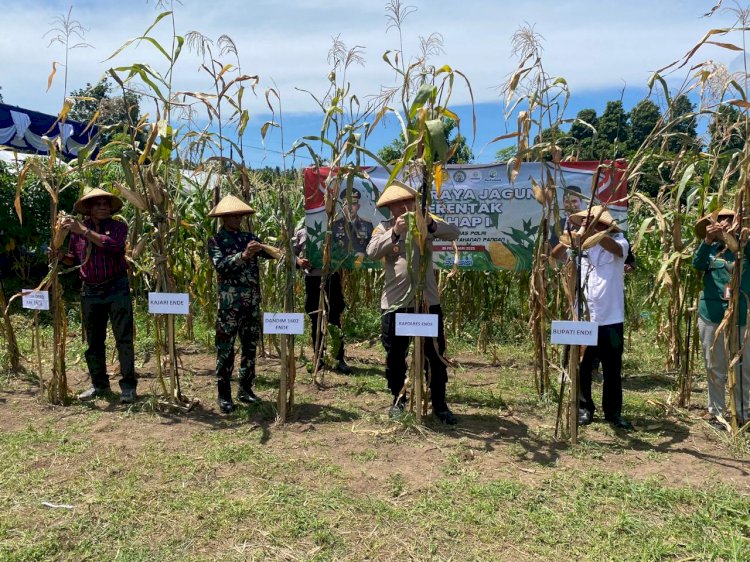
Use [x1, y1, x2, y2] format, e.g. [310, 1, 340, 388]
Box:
[305, 273, 345, 361]
[380, 304, 448, 411]
[80, 274, 136, 391]
[579, 322, 624, 419]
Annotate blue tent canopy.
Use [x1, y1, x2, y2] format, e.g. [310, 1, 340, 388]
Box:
[0, 102, 97, 159]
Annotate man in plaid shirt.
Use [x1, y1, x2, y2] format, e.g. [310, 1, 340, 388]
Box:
[59, 188, 136, 403]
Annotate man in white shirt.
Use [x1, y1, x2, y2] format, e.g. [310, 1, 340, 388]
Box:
[568, 206, 633, 430]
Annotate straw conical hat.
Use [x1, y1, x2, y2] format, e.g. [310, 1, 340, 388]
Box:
[208, 195, 255, 217]
[73, 188, 123, 215]
[695, 208, 735, 239]
[568, 205, 620, 232]
[376, 180, 418, 208]
[73, 187, 122, 215]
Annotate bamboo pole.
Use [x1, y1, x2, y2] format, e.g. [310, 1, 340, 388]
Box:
[34, 311, 44, 393]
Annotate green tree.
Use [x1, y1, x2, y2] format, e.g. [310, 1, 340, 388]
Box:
[709, 104, 746, 155]
[628, 99, 661, 151]
[69, 78, 141, 143]
[596, 100, 629, 157]
[569, 108, 598, 141]
[667, 94, 698, 152]
[495, 144, 517, 162]
[377, 117, 473, 164]
[0, 85, 4, 103]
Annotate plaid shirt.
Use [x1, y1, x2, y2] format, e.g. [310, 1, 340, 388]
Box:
[67, 218, 128, 284]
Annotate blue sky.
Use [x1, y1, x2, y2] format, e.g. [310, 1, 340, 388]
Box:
[0, 1, 744, 168]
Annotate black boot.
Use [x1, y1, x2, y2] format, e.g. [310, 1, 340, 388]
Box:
[217, 379, 234, 414]
[238, 388, 259, 404]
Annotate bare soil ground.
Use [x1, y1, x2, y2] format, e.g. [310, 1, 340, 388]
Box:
[1, 341, 748, 560]
[2, 344, 747, 493]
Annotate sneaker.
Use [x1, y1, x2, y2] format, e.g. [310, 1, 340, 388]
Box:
[434, 408, 458, 425]
[218, 397, 235, 414]
[605, 414, 633, 431]
[119, 388, 137, 404]
[578, 408, 592, 426]
[335, 360, 352, 375]
[237, 388, 260, 404]
[78, 386, 111, 400]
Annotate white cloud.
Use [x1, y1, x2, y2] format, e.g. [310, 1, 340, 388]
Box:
[0, 0, 742, 120]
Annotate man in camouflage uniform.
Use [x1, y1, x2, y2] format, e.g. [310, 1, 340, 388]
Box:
[208, 195, 276, 413]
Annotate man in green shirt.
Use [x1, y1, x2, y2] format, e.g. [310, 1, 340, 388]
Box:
[693, 208, 750, 427]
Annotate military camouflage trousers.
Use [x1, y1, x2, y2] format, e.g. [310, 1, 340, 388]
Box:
[215, 287, 261, 389]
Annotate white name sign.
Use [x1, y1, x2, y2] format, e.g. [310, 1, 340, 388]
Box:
[148, 292, 190, 315]
[263, 312, 304, 334]
[550, 321, 598, 345]
[22, 290, 49, 311]
[395, 313, 439, 337]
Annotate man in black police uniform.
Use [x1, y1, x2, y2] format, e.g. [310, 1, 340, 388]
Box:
[331, 188, 374, 258]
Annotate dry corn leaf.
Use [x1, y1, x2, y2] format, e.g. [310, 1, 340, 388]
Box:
[117, 184, 148, 211]
[721, 231, 739, 253]
[260, 244, 282, 259]
[530, 177, 545, 205]
[581, 231, 610, 250]
[131, 236, 148, 259]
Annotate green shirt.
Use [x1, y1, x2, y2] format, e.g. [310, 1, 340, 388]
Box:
[692, 241, 750, 325]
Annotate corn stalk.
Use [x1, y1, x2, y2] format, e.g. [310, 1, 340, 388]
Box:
[375, 1, 475, 422]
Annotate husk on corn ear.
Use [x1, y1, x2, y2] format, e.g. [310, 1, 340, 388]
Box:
[52, 217, 70, 249]
[117, 183, 149, 212]
[259, 244, 283, 260]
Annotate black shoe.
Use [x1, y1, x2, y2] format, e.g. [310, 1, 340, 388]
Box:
[237, 388, 259, 404]
[434, 408, 458, 425]
[218, 397, 235, 414]
[578, 408, 592, 426]
[78, 386, 111, 400]
[119, 388, 137, 404]
[335, 360, 352, 375]
[606, 414, 633, 431]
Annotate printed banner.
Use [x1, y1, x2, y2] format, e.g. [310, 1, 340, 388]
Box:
[303, 161, 627, 271]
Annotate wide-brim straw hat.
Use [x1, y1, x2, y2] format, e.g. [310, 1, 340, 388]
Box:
[695, 208, 735, 239]
[375, 180, 418, 208]
[568, 205, 621, 232]
[208, 194, 255, 217]
[73, 188, 123, 215]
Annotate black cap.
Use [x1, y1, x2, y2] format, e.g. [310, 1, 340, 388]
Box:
[340, 188, 361, 201]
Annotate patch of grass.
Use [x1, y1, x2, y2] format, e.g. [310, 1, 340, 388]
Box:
[351, 448, 378, 462]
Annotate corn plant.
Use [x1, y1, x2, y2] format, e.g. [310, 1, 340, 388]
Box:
[371, 0, 474, 422]
[291, 35, 382, 386]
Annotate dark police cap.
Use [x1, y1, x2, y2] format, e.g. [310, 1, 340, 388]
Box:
[339, 188, 361, 201]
